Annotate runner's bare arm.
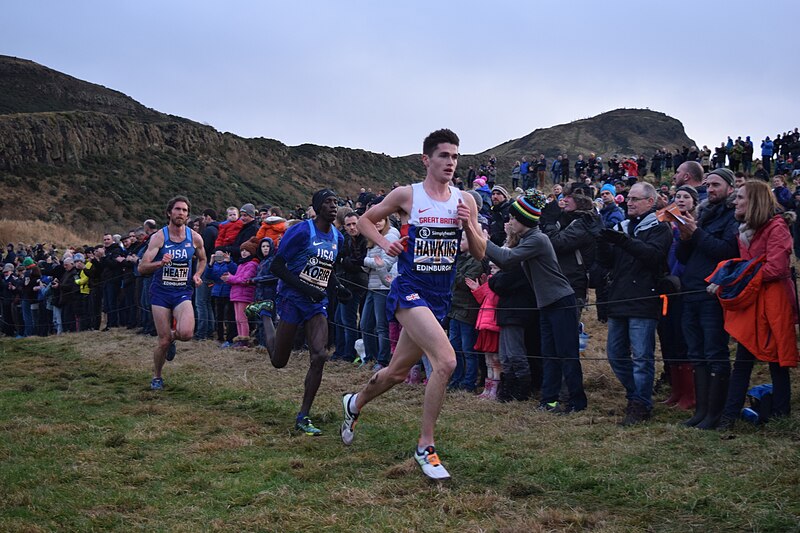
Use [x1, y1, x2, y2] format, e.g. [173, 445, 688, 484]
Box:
[457, 193, 486, 260]
[357, 186, 411, 256]
[137, 231, 167, 275]
[192, 230, 206, 286]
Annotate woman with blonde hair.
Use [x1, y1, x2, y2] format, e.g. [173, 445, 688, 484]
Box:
[358, 211, 399, 370]
[714, 180, 797, 428]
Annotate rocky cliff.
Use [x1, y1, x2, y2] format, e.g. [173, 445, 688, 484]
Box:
[0, 55, 696, 233]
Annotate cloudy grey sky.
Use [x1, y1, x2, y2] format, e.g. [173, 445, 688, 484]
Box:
[4, 0, 797, 156]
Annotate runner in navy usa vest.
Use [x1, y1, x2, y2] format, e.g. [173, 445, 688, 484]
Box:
[340, 129, 484, 480]
[138, 196, 207, 391]
[261, 189, 350, 437]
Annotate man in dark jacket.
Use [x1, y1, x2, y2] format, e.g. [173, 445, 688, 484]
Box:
[542, 189, 603, 311]
[100, 233, 124, 329]
[675, 168, 739, 430]
[488, 185, 512, 246]
[332, 211, 368, 362]
[224, 203, 259, 261]
[598, 182, 672, 426]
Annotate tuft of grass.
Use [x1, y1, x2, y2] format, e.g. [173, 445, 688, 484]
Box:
[0, 331, 798, 531]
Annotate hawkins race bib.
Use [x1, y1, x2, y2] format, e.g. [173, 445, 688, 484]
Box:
[412, 226, 459, 273]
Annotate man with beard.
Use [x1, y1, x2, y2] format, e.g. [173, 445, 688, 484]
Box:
[138, 196, 206, 390]
[675, 168, 738, 429]
[261, 189, 348, 437]
[488, 185, 512, 245]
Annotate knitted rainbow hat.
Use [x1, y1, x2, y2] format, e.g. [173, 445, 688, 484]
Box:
[510, 189, 547, 227]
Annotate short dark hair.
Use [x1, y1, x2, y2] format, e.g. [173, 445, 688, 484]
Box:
[423, 129, 460, 156]
[344, 211, 358, 220]
[167, 196, 190, 216]
[202, 208, 217, 220]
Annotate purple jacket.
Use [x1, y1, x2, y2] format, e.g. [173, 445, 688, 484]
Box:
[226, 259, 258, 303]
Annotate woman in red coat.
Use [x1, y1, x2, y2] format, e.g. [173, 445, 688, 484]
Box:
[717, 180, 797, 429]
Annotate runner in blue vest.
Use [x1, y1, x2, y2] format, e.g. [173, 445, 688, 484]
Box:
[261, 189, 349, 436]
[340, 129, 483, 480]
[138, 196, 206, 390]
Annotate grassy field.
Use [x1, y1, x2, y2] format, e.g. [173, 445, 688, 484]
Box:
[1, 329, 798, 532]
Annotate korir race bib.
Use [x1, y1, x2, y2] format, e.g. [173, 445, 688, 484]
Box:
[299, 256, 333, 289]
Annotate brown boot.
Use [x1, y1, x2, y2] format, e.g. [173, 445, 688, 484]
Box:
[676, 364, 696, 411]
[661, 364, 681, 406]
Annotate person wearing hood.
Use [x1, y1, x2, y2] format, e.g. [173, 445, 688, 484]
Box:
[597, 182, 672, 426]
[221, 237, 260, 347]
[472, 177, 492, 217]
[256, 207, 288, 248]
[247, 236, 279, 348]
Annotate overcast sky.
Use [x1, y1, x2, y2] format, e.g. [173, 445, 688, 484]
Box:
[4, 0, 797, 156]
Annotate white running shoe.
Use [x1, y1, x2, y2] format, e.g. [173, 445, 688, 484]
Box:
[340, 393, 359, 446]
[414, 445, 451, 480]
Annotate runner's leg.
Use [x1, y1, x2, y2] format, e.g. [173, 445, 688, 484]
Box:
[299, 313, 329, 415]
[268, 320, 298, 368]
[355, 306, 455, 448]
[152, 305, 174, 379]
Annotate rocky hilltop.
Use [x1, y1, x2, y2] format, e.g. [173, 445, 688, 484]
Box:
[0, 55, 695, 232]
[466, 109, 696, 175]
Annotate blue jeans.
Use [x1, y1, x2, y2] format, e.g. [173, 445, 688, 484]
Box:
[103, 279, 120, 327]
[21, 300, 34, 337]
[682, 297, 730, 374]
[333, 291, 362, 361]
[607, 317, 658, 409]
[539, 294, 587, 410]
[448, 318, 478, 391]
[360, 290, 390, 365]
[195, 282, 214, 339]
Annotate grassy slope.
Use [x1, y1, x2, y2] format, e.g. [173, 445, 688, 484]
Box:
[0, 332, 798, 532]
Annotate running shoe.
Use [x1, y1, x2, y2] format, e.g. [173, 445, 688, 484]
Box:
[166, 341, 177, 361]
[340, 393, 359, 446]
[295, 416, 322, 436]
[414, 445, 450, 480]
[150, 377, 164, 390]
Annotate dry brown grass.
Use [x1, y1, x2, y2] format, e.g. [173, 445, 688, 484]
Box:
[0, 218, 97, 249]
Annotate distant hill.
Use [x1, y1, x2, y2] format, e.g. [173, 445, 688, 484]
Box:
[461, 109, 695, 179]
[0, 56, 695, 235]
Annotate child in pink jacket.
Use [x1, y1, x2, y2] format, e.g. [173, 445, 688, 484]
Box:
[466, 263, 501, 400]
[222, 237, 260, 345]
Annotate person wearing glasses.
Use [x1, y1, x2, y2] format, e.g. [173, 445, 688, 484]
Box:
[597, 182, 672, 426]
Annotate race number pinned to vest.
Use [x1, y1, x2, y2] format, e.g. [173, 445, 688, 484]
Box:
[413, 226, 459, 273]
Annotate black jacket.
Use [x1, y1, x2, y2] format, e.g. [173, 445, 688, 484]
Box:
[489, 265, 538, 327]
[675, 197, 739, 302]
[336, 233, 368, 295]
[488, 200, 511, 246]
[542, 209, 603, 301]
[597, 211, 672, 319]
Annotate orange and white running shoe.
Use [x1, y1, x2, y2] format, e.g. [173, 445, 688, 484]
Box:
[414, 445, 451, 480]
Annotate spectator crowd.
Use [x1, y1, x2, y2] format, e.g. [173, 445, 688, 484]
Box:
[4, 126, 798, 429]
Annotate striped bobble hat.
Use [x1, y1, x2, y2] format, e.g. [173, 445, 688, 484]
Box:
[510, 188, 547, 227]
